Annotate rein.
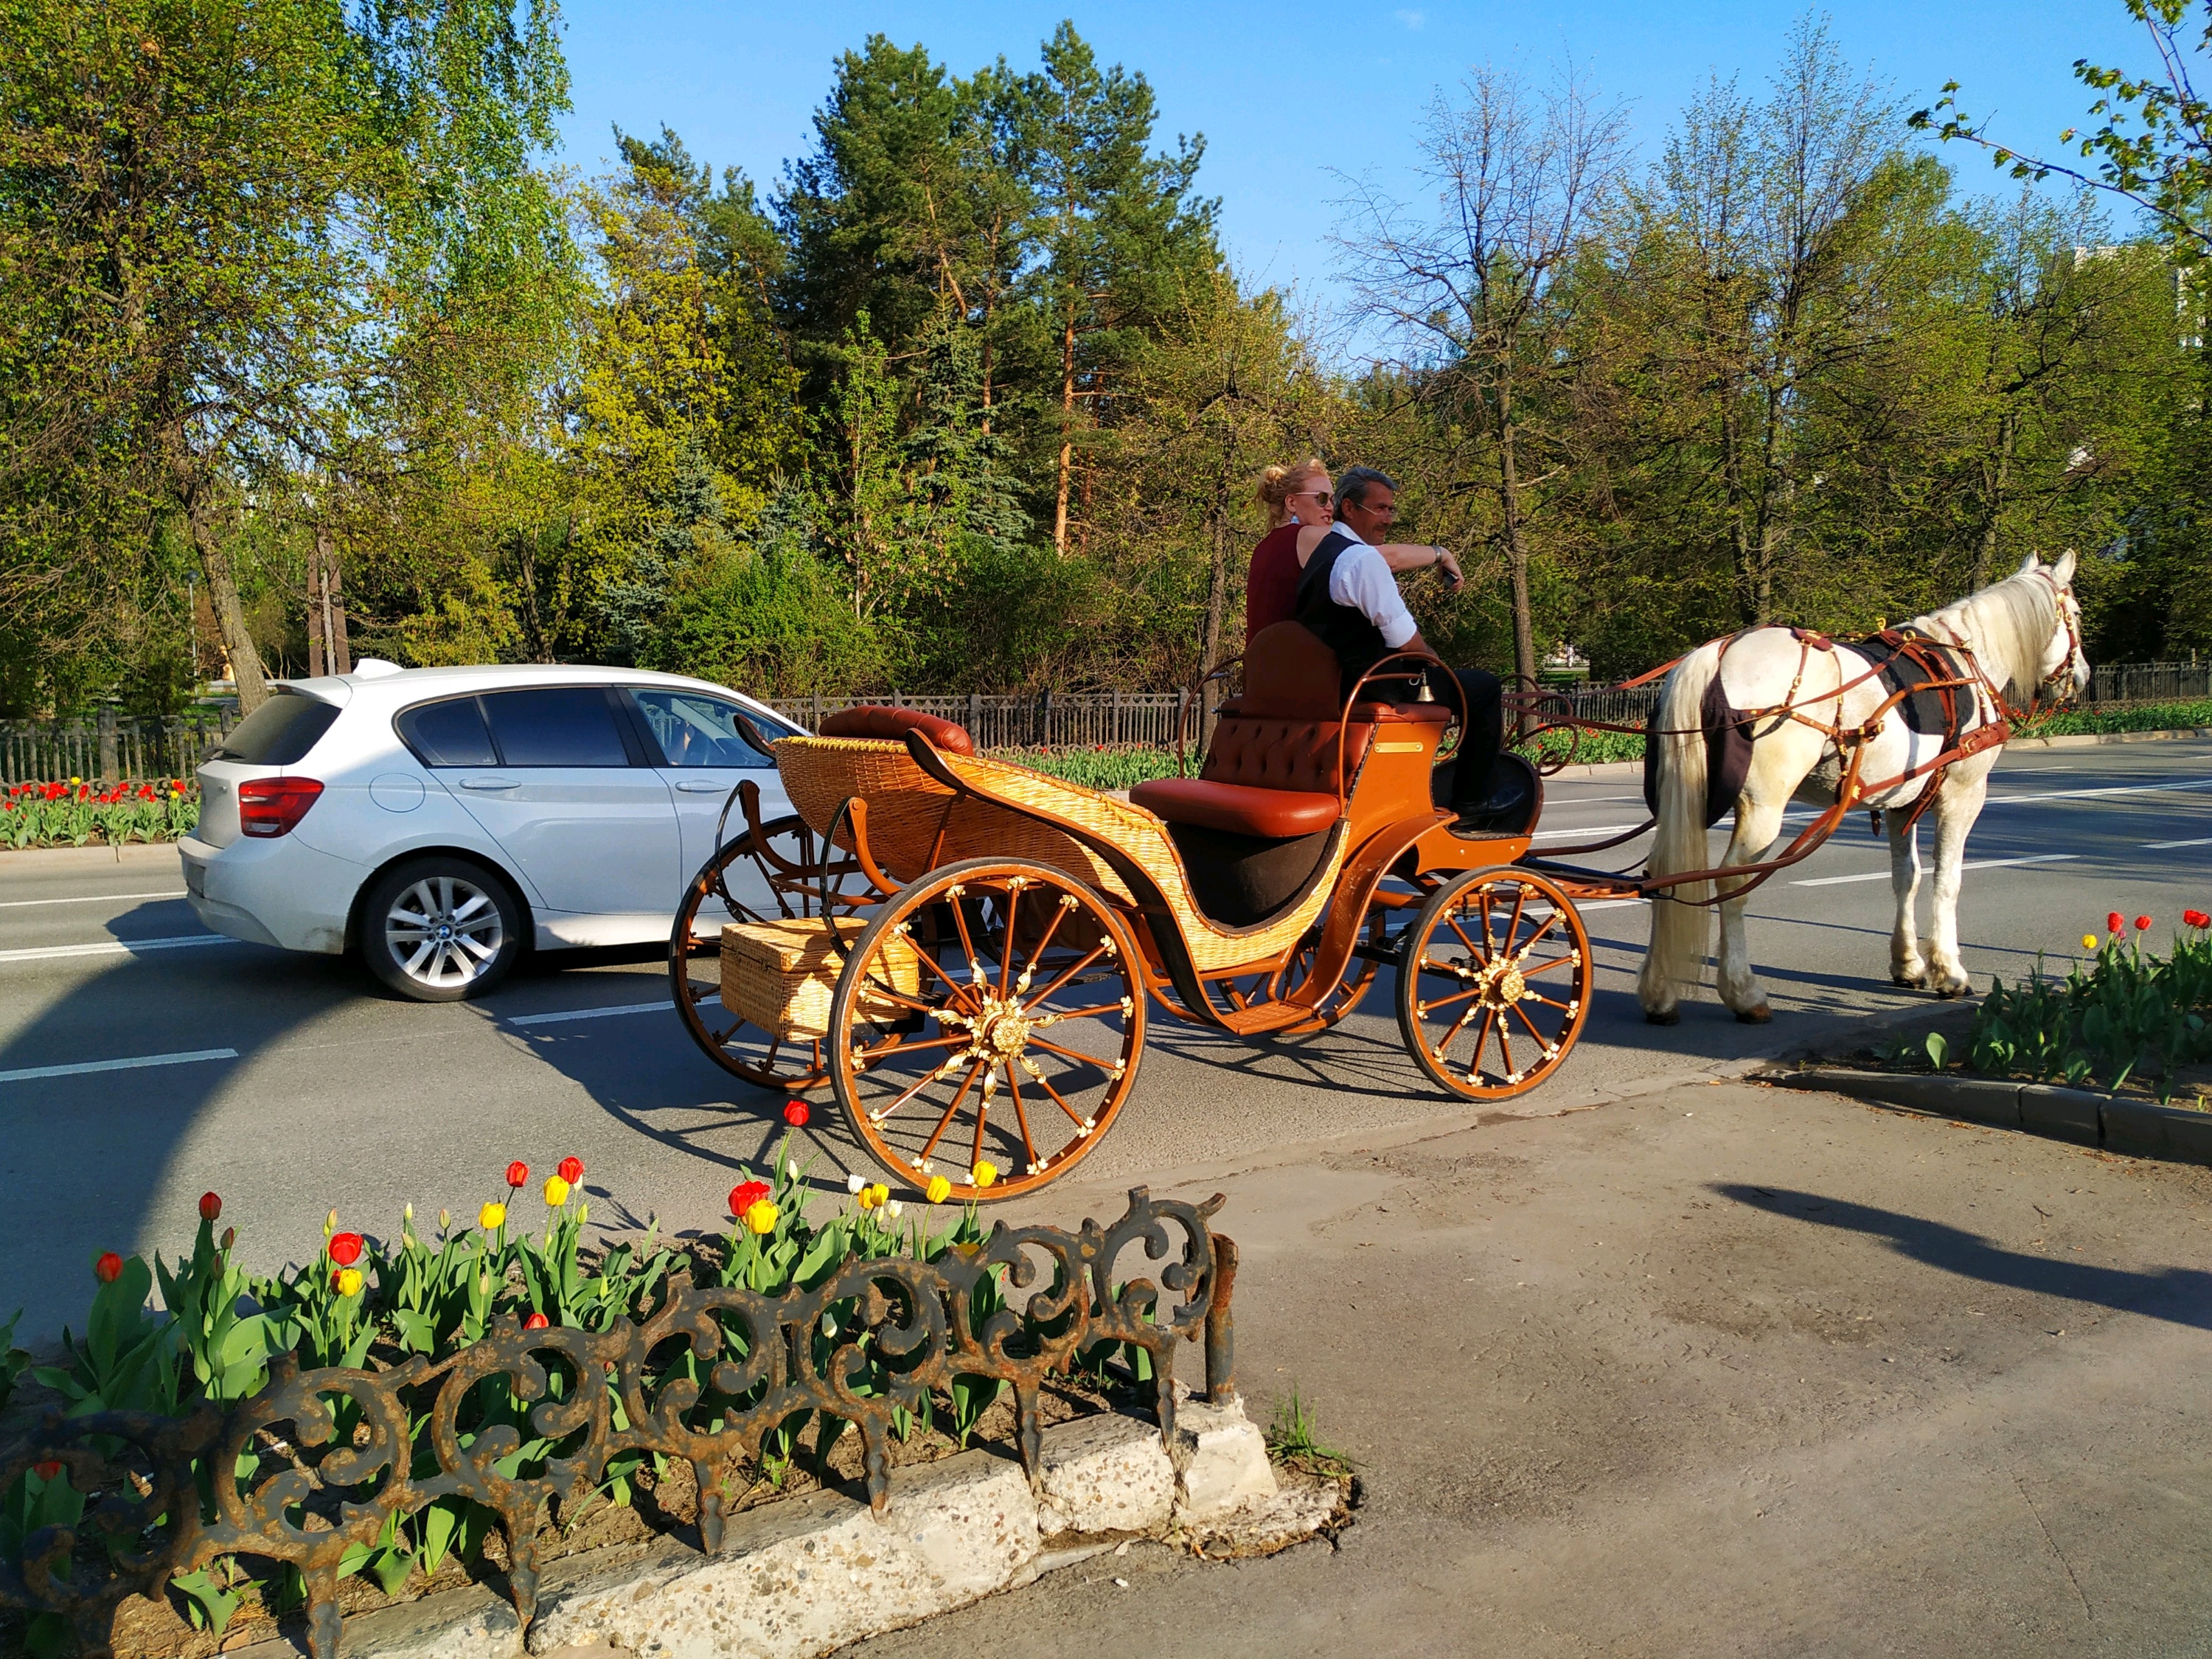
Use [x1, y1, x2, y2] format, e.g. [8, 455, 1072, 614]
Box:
[1527, 574, 2078, 900]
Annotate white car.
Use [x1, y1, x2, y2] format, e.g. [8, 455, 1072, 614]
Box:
[178, 661, 803, 1001]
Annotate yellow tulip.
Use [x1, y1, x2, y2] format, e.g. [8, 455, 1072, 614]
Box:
[971, 1161, 998, 1190]
[868, 1183, 889, 1208]
[335, 1267, 364, 1298]
[543, 1175, 571, 1208]
[479, 1201, 507, 1231]
[856, 1186, 877, 1211]
[744, 1198, 779, 1235]
[925, 1175, 952, 1204]
[2081, 934, 2098, 950]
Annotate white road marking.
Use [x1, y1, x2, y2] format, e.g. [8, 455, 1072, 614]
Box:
[505, 994, 720, 1029]
[1983, 776, 2212, 806]
[0, 891, 187, 909]
[1532, 824, 1644, 841]
[507, 1001, 672, 1028]
[1792, 853, 2079, 888]
[2143, 835, 2212, 849]
[0, 1047, 237, 1085]
[0, 934, 236, 964]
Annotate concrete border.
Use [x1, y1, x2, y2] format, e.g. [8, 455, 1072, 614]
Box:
[224, 1398, 1336, 1659]
[1759, 1066, 2212, 1166]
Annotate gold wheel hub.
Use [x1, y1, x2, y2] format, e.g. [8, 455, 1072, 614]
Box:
[1475, 959, 1527, 1009]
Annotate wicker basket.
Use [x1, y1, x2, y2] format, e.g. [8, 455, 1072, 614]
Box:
[719, 917, 920, 1043]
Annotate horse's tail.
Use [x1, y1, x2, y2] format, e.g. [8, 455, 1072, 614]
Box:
[1638, 642, 1721, 1009]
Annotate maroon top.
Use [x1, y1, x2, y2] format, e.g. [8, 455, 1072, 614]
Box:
[1245, 524, 1304, 650]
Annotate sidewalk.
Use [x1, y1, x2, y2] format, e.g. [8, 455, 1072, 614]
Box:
[862, 1078, 2212, 1658]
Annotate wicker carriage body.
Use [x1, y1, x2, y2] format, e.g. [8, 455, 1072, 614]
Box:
[770, 734, 1349, 985]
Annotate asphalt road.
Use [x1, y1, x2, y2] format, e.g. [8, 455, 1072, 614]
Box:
[0, 737, 2206, 1343]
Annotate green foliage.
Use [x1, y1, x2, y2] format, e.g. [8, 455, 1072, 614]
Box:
[1966, 917, 2212, 1102]
[990, 746, 1185, 790]
[1264, 1388, 1353, 1480]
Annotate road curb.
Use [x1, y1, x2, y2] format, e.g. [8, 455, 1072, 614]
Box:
[1756, 1066, 2212, 1167]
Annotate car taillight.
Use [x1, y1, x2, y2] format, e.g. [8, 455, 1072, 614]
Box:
[237, 777, 324, 838]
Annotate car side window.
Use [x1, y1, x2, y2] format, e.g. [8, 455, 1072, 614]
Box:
[396, 697, 498, 767]
[630, 689, 782, 769]
[479, 688, 633, 767]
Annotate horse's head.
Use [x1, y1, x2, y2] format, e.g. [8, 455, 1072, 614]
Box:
[2020, 549, 2090, 706]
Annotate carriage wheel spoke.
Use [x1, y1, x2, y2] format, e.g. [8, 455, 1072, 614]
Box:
[1420, 984, 1485, 1016]
[1512, 911, 1563, 959]
[998, 886, 1020, 998]
[906, 939, 983, 1015]
[1518, 954, 1577, 978]
[1523, 992, 1576, 1012]
[950, 898, 991, 998]
[1509, 1003, 1554, 1051]
[1029, 1067, 1092, 1129]
[1006, 1068, 1041, 1173]
[855, 1030, 967, 1062]
[1020, 941, 1109, 1012]
[1495, 1015, 1516, 1079]
[917, 1062, 987, 1162]
[1446, 917, 1490, 963]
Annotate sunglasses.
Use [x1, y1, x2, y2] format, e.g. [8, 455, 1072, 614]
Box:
[1290, 487, 1334, 503]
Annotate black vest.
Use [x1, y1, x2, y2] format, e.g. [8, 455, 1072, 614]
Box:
[1293, 528, 1390, 702]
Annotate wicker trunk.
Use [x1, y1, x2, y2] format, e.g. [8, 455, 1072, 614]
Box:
[719, 917, 920, 1043]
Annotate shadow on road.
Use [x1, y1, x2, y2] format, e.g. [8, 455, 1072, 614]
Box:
[1715, 1183, 2212, 1330]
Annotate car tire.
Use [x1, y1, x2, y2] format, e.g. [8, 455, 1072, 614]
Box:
[361, 856, 525, 1003]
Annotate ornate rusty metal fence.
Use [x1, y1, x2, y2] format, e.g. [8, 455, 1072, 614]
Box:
[0, 1189, 1237, 1659]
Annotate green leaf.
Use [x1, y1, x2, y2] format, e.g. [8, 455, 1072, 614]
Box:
[1924, 1032, 1949, 1071]
[170, 1568, 240, 1635]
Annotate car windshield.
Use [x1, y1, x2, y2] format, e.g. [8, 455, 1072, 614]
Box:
[630, 689, 783, 768]
[206, 690, 340, 765]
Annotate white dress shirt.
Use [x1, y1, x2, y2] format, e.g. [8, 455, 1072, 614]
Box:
[1319, 524, 1419, 650]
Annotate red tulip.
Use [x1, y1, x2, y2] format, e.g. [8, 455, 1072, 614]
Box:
[557, 1155, 583, 1184]
[2107, 912, 2124, 933]
[729, 1180, 771, 1217]
[327, 1231, 364, 1267]
[505, 1161, 529, 1189]
[782, 1099, 811, 1127]
[198, 1192, 221, 1222]
[2185, 909, 2211, 929]
[32, 1461, 61, 1481]
[2135, 914, 2153, 932]
[94, 1252, 122, 1284]
[523, 1312, 549, 1331]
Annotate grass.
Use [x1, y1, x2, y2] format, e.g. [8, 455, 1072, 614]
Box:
[2020, 698, 2212, 737]
[1264, 1388, 1354, 1481]
[987, 745, 1187, 790]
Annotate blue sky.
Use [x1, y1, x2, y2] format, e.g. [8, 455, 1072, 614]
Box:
[551, 0, 2152, 310]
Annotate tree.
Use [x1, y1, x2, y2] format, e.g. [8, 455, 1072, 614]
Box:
[1338, 63, 1630, 690]
[0, 0, 571, 711]
[1019, 23, 1220, 553]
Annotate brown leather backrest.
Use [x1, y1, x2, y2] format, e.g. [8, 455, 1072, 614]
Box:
[818, 704, 976, 756]
[1201, 716, 1371, 795]
[1242, 622, 1345, 720]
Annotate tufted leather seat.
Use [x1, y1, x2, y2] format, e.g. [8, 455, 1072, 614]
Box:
[818, 704, 975, 755]
[1130, 622, 1432, 838]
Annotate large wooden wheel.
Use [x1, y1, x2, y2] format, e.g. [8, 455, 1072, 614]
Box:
[1394, 866, 1592, 1101]
[669, 804, 869, 1091]
[827, 858, 1144, 1201]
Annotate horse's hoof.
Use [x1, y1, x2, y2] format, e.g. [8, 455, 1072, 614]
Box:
[1644, 1009, 1680, 1026]
[1733, 1004, 1773, 1025]
[1891, 973, 1924, 989]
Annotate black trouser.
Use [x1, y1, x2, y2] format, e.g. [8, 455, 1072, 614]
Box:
[1424, 665, 1504, 811]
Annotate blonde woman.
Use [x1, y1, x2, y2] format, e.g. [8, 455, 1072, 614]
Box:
[1245, 462, 1464, 647]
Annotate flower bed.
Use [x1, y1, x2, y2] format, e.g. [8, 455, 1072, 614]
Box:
[0, 1124, 1231, 1659]
[1, 781, 198, 849]
[1950, 911, 2212, 1104]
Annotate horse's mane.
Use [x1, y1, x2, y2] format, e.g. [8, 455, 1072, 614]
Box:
[1912, 565, 2055, 700]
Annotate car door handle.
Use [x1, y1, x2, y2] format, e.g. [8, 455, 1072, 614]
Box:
[674, 779, 727, 793]
[459, 776, 521, 791]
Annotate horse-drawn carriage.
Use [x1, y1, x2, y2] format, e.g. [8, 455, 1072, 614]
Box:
[669, 553, 2090, 1203]
[669, 621, 1593, 1201]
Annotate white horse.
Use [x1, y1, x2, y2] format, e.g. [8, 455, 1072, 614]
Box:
[1637, 551, 2090, 1024]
